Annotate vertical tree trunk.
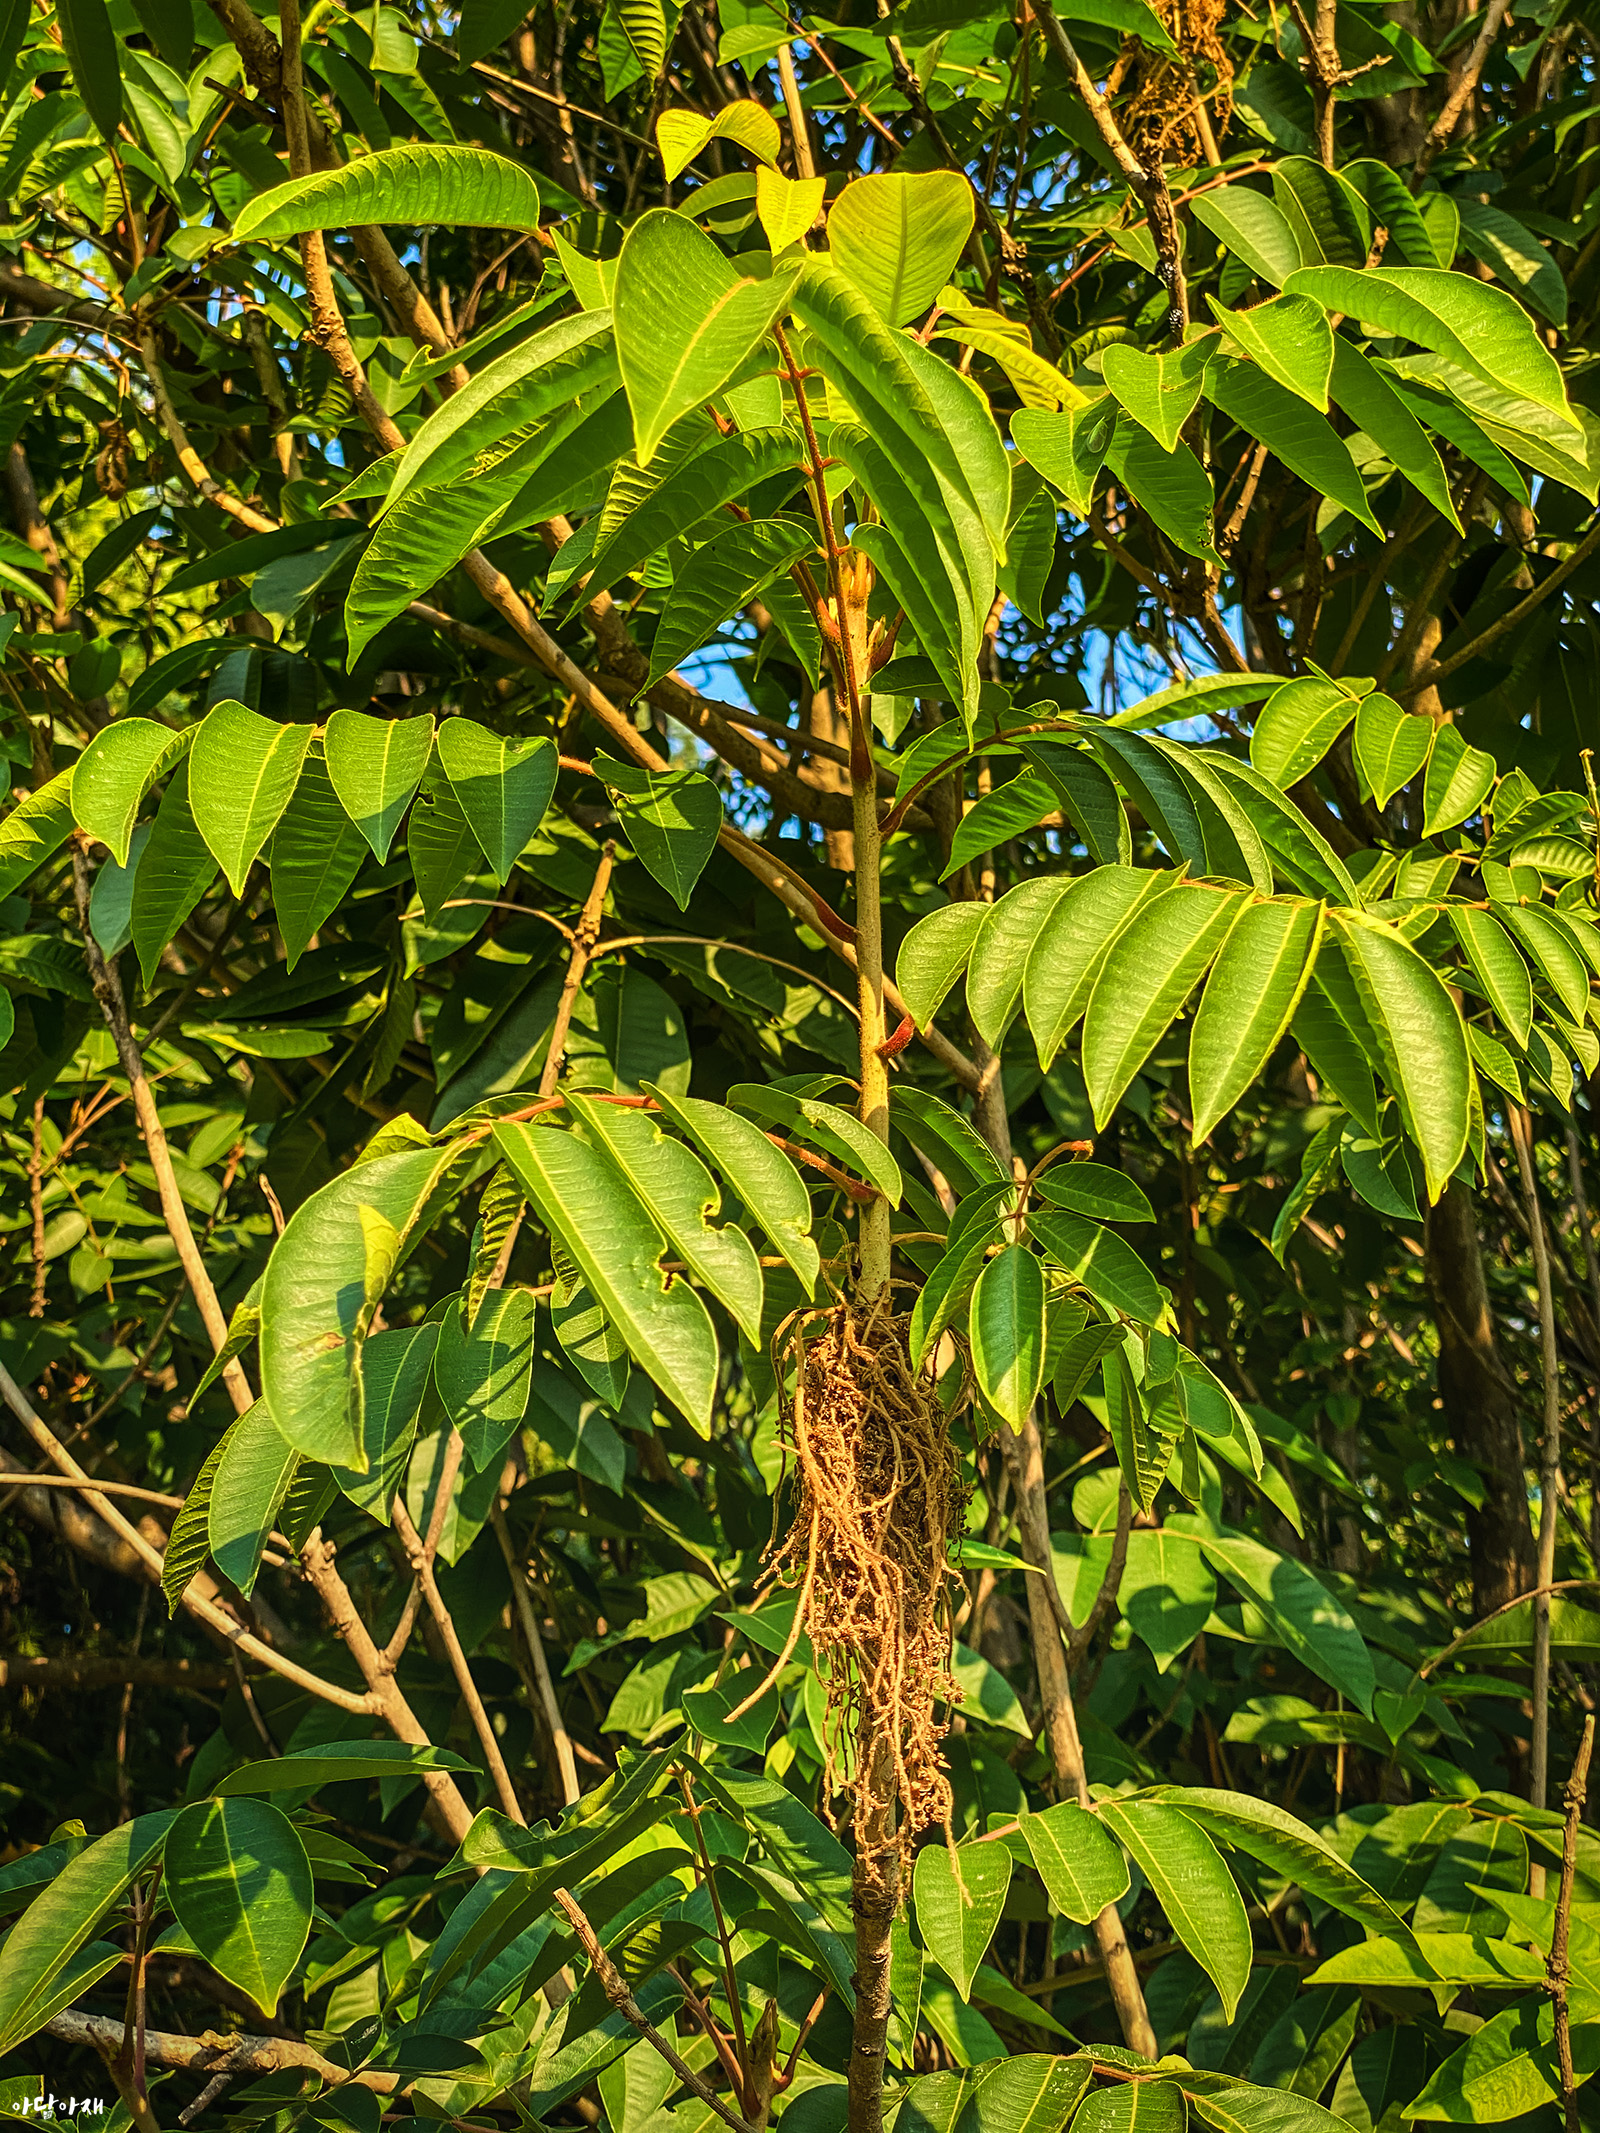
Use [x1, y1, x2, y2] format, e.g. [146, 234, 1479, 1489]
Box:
[1424, 1177, 1535, 1617]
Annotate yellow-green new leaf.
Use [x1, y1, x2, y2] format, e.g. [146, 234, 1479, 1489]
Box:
[616, 210, 802, 462]
[757, 167, 825, 253]
[645, 1082, 819, 1291]
[1100, 338, 1211, 451]
[657, 103, 780, 183]
[827, 170, 974, 326]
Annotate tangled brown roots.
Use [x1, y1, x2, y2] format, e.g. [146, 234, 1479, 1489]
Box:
[1110, 0, 1233, 169]
[765, 1300, 967, 1904]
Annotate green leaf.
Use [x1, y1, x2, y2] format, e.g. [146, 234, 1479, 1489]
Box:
[333, 1321, 440, 1521]
[1249, 676, 1359, 789]
[407, 749, 484, 919]
[1327, 341, 1460, 527]
[1273, 155, 1370, 269]
[728, 1082, 904, 1206]
[1100, 1800, 1251, 2020]
[57, 0, 122, 140]
[909, 1212, 1002, 1373]
[828, 170, 974, 325]
[1012, 398, 1119, 517]
[269, 740, 368, 969]
[1021, 1801, 1130, 1924]
[1100, 339, 1210, 452]
[646, 518, 817, 687]
[1191, 1524, 1375, 1713]
[616, 210, 802, 462]
[897, 901, 989, 1031]
[1183, 2077, 1358, 2132]
[1353, 692, 1432, 806]
[1024, 865, 1177, 1069]
[72, 719, 192, 868]
[436, 722, 556, 883]
[616, 0, 667, 75]
[1405, 1993, 1600, 2124]
[1333, 912, 1470, 1201]
[1189, 898, 1324, 1141]
[1143, 1786, 1408, 1935]
[1204, 358, 1379, 533]
[1073, 2081, 1186, 2132]
[592, 752, 722, 910]
[188, 701, 312, 898]
[1282, 265, 1577, 432]
[0, 768, 76, 902]
[494, 1120, 720, 1432]
[1035, 1163, 1154, 1224]
[433, 1290, 534, 1471]
[912, 1839, 1012, 2000]
[233, 144, 540, 243]
[1030, 1212, 1162, 1323]
[644, 1081, 818, 1291]
[1122, 1528, 1216, 1670]
[1210, 293, 1333, 409]
[970, 1244, 1046, 1432]
[567, 1092, 764, 1343]
[1189, 185, 1302, 288]
[322, 712, 435, 861]
[1448, 907, 1532, 1047]
[165, 1797, 311, 2018]
[1500, 903, 1591, 1023]
[942, 772, 1056, 884]
[213, 1739, 474, 1797]
[130, 760, 220, 988]
[656, 102, 781, 183]
[162, 1435, 228, 1616]
[1422, 724, 1495, 835]
[1083, 880, 1248, 1122]
[0, 1811, 174, 2054]
[387, 309, 617, 511]
[580, 423, 804, 598]
[208, 1402, 298, 1600]
[261, 1145, 465, 1466]
[1019, 738, 1130, 867]
[1457, 200, 1567, 328]
[1107, 418, 1220, 562]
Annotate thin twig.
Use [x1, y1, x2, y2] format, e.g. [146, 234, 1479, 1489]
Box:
[552, 1888, 760, 2133]
[1552, 1714, 1596, 2133]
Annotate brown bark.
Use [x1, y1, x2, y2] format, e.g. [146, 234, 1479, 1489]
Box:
[1425, 1177, 1535, 1616]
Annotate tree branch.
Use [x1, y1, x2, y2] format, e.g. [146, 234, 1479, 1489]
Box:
[44, 2009, 399, 2097]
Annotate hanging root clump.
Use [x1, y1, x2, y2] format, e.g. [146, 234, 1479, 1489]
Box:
[1109, 0, 1233, 169]
[762, 1298, 968, 1905]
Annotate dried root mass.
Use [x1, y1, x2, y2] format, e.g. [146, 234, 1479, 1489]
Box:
[765, 1301, 967, 1902]
[1111, 0, 1233, 169]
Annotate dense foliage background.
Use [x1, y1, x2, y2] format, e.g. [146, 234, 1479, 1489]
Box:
[2, 0, 1600, 2126]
